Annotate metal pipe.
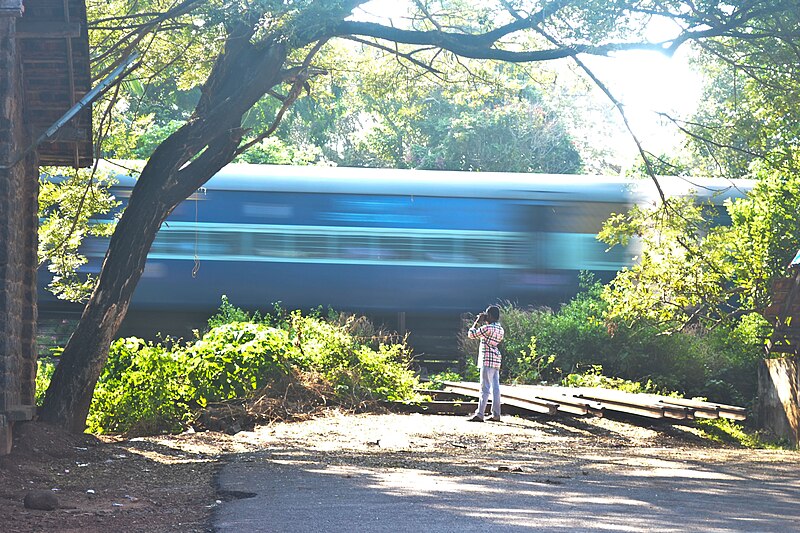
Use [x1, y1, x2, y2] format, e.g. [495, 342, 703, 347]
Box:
[0, 51, 140, 170]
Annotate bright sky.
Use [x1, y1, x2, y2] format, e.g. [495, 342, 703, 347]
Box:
[584, 49, 703, 154]
[352, 1, 705, 170]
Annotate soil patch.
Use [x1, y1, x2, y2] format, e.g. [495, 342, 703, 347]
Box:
[1, 410, 795, 532]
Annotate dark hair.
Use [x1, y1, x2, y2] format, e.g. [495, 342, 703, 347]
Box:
[486, 305, 500, 322]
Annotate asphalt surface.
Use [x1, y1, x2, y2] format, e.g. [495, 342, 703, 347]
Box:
[213, 448, 800, 532]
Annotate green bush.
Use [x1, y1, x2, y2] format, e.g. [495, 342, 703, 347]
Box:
[468, 276, 762, 406]
[289, 311, 417, 404]
[85, 302, 419, 435]
[491, 280, 613, 383]
[206, 294, 261, 328]
[561, 365, 663, 394]
[181, 322, 294, 406]
[696, 418, 792, 449]
[493, 303, 555, 380]
[88, 338, 191, 435]
[418, 370, 463, 390]
[350, 344, 417, 401]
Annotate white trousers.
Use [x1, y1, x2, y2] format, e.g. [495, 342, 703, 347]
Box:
[476, 366, 501, 419]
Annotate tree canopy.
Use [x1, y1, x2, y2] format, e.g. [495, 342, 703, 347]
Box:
[38, 0, 800, 432]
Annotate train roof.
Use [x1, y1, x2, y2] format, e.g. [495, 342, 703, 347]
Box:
[101, 160, 753, 203]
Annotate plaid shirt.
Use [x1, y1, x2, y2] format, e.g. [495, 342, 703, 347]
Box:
[468, 322, 504, 368]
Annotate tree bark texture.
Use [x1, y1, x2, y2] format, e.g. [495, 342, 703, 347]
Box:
[38, 28, 289, 432]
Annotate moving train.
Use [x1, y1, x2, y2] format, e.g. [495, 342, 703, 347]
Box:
[38, 163, 753, 324]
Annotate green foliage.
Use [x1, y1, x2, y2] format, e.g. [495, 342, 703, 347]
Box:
[38, 168, 119, 301]
[235, 137, 322, 165]
[181, 323, 293, 407]
[88, 338, 191, 435]
[35, 359, 56, 407]
[418, 371, 464, 390]
[206, 295, 259, 329]
[696, 419, 793, 450]
[494, 305, 557, 381]
[600, 170, 800, 331]
[337, 344, 418, 402]
[561, 365, 663, 394]
[513, 335, 556, 384]
[335, 68, 582, 173]
[688, 10, 800, 177]
[477, 284, 762, 406]
[86, 301, 418, 435]
[494, 277, 611, 384]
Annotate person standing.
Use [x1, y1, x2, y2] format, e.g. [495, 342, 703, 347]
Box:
[467, 305, 504, 422]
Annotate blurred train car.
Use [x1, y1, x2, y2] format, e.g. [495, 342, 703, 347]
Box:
[37, 163, 753, 345]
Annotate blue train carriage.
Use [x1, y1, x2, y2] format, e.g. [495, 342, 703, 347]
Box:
[633, 175, 754, 224]
[39, 164, 754, 321]
[76, 164, 636, 315]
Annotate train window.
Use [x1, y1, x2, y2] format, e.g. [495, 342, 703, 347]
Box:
[243, 203, 293, 218]
[199, 232, 241, 256]
[146, 225, 522, 268]
[151, 231, 194, 255]
[544, 202, 628, 233]
[253, 233, 291, 258]
[295, 234, 330, 259]
[380, 236, 414, 261]
[338, 235, 381, 260]
[422, 238, 455, 263]
[463, 239, 500, 264]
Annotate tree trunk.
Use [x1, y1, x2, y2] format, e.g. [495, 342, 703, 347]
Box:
[38, 31, 289, 432]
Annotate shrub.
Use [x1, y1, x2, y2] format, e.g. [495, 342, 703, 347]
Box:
[696, 418, 792, 449]
[181, 322, 294, 406]
[206, 294, 260, 328]
[484, 282, 612, 384]
[290, 311, 418, 404]
[88, 338, 191, 435]
[561, 365, 663, 394]
[350, 344, 417, 402]
[512, 335, 556, 384]
[86, 302, 419, 435]
[472, 277, 762, 406]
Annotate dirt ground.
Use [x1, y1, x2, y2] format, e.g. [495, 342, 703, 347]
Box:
[1, 409, 797, 533]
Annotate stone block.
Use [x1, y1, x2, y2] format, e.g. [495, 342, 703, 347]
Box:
[24, 490, 59, 511]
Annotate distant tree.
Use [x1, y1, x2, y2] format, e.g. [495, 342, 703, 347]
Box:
[678, 9, 800, 177]
[345, 84, 582, 172]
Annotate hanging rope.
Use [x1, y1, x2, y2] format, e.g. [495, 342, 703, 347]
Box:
[192, 187, 206, 278]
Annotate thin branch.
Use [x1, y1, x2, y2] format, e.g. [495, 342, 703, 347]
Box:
[91, 0, 205, 76]
[658, 111, 767, 162]
[412, 0, 442, 32]
[343, 35, 442, 74]
[530, 25, 668, 204]
[234, 40, 329, 157]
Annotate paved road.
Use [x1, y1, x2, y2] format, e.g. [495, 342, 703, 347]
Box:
[213, 448, 800, 532]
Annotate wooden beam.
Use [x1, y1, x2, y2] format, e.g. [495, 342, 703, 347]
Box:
[16, 21, 82, 38]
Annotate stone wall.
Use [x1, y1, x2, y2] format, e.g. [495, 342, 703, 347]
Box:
[1, 12, 38, 455]
[757, 358, 800, 446]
